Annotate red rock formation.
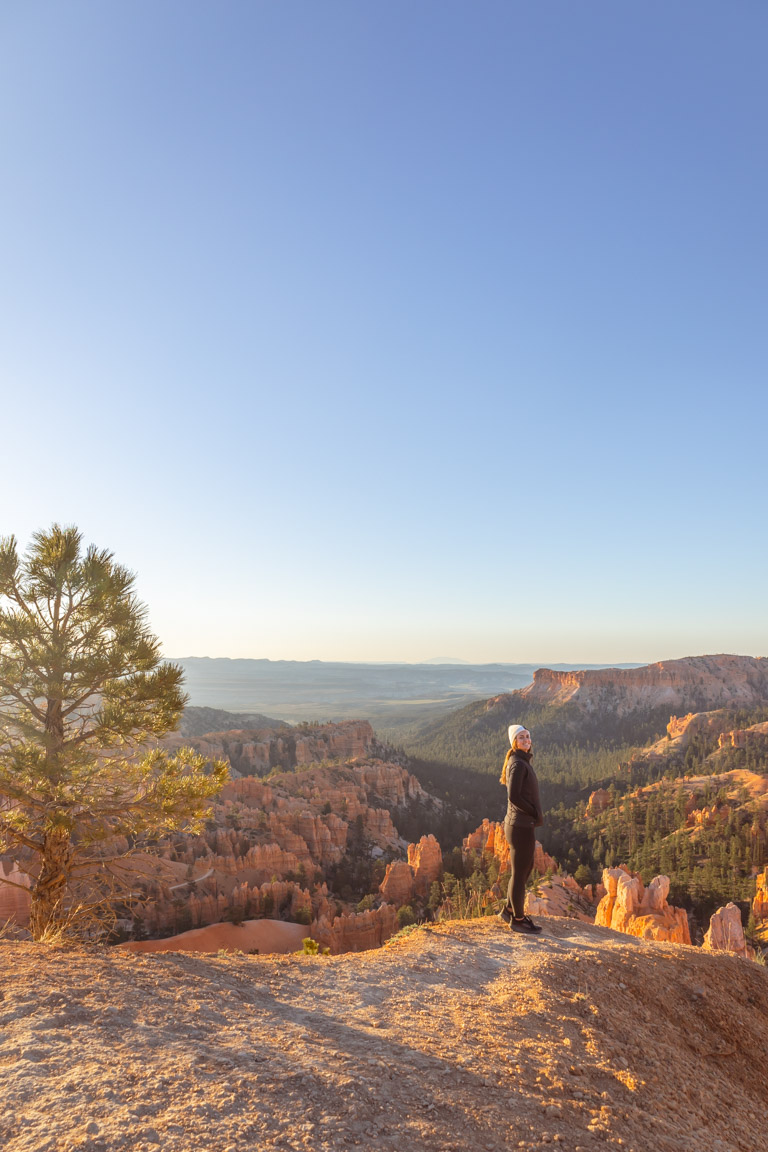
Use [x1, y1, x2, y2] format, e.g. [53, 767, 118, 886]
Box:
[407, 835, 442, 899]
[666, 710, 733, 745]
[595, 867, 691, 945]
[379, 836, 443, 907]
[525, 873, 598, 923]
[718, 721, 768, 750]
[311, 904, 399, 954]
[294, 722, 376, 765]
[379, 861, 415, 907]
[164, 720, 378, 778]
[119, 919, 307, 955]
[753, 868, 768, 921]
[586, 789, 611, 816]
[128, 749, 433, 939]
[686, 802, 727, 829]
[703, 903, 753, 959]
[516, 655, 768, 716]
[462, 820, 557, 876]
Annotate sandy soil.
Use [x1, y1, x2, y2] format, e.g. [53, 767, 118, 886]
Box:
[2, 918, 767, 1152]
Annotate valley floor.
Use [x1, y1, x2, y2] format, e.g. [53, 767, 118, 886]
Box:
[2, 920, 766, 1152]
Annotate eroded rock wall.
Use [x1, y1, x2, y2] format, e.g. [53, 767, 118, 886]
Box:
[517, 655, 768, 715]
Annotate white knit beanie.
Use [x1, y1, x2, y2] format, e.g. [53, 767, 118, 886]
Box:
[508, 724, 529, 748]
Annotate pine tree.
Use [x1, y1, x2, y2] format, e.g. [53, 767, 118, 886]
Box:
[0, 526, 228, 941]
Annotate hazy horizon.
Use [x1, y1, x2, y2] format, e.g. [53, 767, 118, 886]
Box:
[167, 652, 758, 669]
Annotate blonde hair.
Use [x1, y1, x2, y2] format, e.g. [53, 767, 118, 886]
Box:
[499, 747, 515, 786]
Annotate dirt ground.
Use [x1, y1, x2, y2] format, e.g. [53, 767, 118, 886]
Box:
[2, 918, 767, 1152]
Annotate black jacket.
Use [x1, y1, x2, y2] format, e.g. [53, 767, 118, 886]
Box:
[505, 750, 544, 828]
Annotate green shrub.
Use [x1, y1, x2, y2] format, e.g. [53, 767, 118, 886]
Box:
[387, 922, 422, 944]
[302, 937, 330, 956]
[396, 905, 416, 928]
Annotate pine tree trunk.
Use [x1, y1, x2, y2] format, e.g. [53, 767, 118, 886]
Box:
[29, 828, 73, 941]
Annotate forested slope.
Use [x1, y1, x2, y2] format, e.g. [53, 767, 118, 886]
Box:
[398, 660, 768, 938]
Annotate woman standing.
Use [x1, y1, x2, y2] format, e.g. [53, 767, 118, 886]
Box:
[498, 723, 544, 934]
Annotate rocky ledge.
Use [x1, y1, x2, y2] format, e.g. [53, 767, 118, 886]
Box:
[3, 919, 768, 1152]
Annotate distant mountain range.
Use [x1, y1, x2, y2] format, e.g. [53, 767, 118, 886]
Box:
[170, 656, 642, 731]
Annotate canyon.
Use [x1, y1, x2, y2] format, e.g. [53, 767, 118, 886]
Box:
[3, 705, 766, 962]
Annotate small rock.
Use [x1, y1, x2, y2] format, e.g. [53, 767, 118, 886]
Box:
[85, 1123, 99, 1136]
[140, 1129, 160, 1146]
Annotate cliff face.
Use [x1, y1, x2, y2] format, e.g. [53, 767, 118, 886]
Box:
[164, 720, 378, 778]
[518, 654, 768, 716]
[595, 866, 691, 945]
[643, 710, 768, 765]
[312, 903, 399, 954]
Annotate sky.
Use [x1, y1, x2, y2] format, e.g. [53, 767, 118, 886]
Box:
[1, 2, 766, 666]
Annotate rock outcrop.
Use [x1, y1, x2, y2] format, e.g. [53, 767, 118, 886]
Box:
[753, 867, 768, 922]
[585, 788, 611, 816]
[703, 903, 753, 959]
[378, 861, 415, 907]
[595, 867, 691, 945]
[718, 720, 768, 750]
[407, 835, 442, 898]
[524, 873, 598, 923]
[462, 819, 557, 876]
[123, 899, 400, 957]
[163, 720, 378, 779]
[379, 835, 442, 907]
[312, 904, 399, 954]
[515, 655, 768, 716]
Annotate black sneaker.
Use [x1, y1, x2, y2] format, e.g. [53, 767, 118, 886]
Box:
[510, 915, 542, 934]
[497, 906, 512, 926]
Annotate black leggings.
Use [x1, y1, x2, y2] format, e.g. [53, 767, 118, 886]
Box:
[505, 824, 536, 918]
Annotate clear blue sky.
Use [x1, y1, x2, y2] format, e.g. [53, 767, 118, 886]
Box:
[1, 2, 766, 664]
